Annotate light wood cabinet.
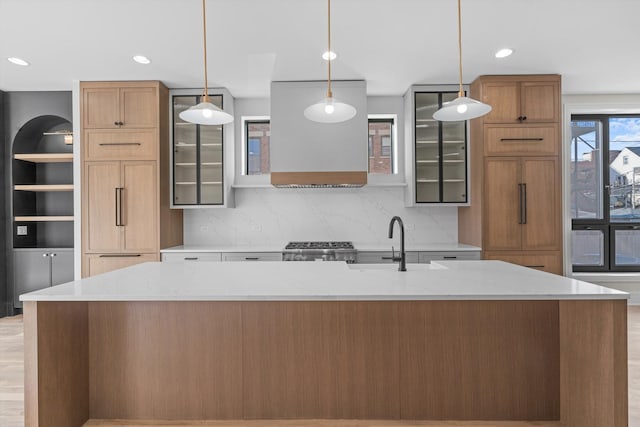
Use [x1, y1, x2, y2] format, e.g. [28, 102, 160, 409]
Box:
[480, 76, 559, 124]
[484, 157, 560, 251]
[484, 251, 563, 275]
[82, 84, 157, 129]
[80, 81, 183, 277]
[85, 253, 158, 276]
[458, 75, 562, 275]
[84, 161, 158, 253]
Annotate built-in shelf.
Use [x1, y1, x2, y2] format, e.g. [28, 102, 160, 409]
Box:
[14, 184, 74, 192]
[416, 140, 438, 145]
[202, 181, 223, 185]
[175, 182, 197, 185]
[201, 162, 222, 166]
[14, 153, 73, 163]
[15, 216, 74, 222]
[417, 179, 438, 183]
[175, 163, 197, 166]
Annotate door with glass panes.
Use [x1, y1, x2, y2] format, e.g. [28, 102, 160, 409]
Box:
[414, 91, 467, 203]
[172, 94, 224, 205]
[571, 115, 640, 271]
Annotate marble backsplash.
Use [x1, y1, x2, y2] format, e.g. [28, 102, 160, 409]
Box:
[183, 186, 458, 247]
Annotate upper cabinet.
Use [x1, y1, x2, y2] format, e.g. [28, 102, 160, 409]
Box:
[170, 89, 234, 208]
[405, 87, 468, 205]
[480, 76, 559, 124]
[82, 84, 158, 129]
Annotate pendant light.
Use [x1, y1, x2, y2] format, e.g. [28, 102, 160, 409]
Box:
[433, 0, 491, 121]
[304, 0, 356, 124]
[179, 0, 233, 125]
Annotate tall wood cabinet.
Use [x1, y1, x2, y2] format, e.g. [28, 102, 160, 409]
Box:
[80, 81, 183, 277]
[458, 75, 562, 275]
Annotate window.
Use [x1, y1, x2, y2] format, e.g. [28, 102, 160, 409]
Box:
[571, 115, 640, 271]
[245, 120, 270, 175]
[368, 118, 394, 174]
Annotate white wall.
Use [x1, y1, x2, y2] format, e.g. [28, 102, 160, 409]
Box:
[183, 95, 459, 247]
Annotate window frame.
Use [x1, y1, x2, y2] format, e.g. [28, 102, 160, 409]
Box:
[367, 117, 396, 175]
[571, 113, 640, 272]
[244, 118, 270, 176]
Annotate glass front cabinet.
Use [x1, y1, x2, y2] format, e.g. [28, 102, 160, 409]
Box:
[409, 89, 469, 205]
[170, 90, 233, 207]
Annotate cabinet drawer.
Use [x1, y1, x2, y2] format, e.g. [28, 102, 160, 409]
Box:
[483, 251, 562, 275]
[162, 252, 222, 262]
[84, 253, 158, 277]
[84, 129, 157, 161]
[222, 252, 282, 262]
[484, 125, 558, 156]
[357, 251, 419, 264]
[419, 251, 481, 263]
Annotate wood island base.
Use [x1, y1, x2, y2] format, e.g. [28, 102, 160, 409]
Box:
[23, 299, 627, 427]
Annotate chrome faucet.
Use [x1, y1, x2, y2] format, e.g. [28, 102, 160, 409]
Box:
[388, 216, 406, 272]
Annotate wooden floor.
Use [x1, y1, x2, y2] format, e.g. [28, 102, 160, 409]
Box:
[1, 307, 639, 427]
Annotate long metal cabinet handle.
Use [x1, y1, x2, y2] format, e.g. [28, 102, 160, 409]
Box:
[518, 184, 524, 224]
[184, 257, 199, 260]
[99, 142, 141, 146]
[115, 188, 120, 226]
[500, 137, 544, 142]
[119, 187, 124, 226]
[522, 183, 527, 224]
[99, 254, 142, 258]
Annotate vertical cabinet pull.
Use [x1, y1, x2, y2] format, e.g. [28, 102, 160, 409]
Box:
[115, 188, 124, 226]
[115, 188, 120, 226]
[522, 183, 527, 224]
[518, 184, 524, 224]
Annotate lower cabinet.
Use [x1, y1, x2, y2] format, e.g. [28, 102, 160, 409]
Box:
[222, 252, 282, 262]
[85, 253, 158, 277]
[484, 251, 562, 275]
[357, 251, 420, 264]
[419, 251, 481, 263]
[14, 248, 73, 308]
[162, 252, 222, 262]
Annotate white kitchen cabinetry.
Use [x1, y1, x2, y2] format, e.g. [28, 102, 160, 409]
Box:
[162, 252, 222, 262]
[222, 252, 282, 262]
[418, 251, 481, 263]
[357, 251, 420, 264]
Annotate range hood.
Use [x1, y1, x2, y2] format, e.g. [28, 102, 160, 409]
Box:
[270, 80, 368, 188]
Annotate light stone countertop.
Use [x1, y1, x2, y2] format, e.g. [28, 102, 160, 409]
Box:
[20, 260, 628, 302]
[160, 243, 481, 253]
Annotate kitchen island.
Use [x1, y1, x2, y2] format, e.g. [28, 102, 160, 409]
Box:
[21, 261, 628, 427]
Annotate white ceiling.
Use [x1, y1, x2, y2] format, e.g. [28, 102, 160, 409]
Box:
[1, 0, 639, 97]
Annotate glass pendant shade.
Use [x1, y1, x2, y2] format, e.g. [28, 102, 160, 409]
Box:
[304, 97, 357, 123]
[179, 101, 233, 125]
[432, 96, 492, 121]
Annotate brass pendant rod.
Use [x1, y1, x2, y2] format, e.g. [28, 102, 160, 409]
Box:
[327, 0, 332, 99]
[457, 0, 464, 98]
[202, 0, 210, 102]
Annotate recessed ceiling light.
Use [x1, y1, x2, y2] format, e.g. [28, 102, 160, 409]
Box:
[322, 51, 337, 61]
[132, 55, 151, 65]
[495, 48, 514, 59]
[7, 57, 29, 66]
